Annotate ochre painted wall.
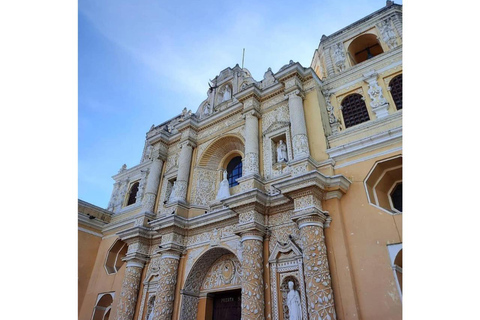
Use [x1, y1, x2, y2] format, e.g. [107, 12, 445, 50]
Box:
[78, 229, 102, 314]
[78, 236, 128, 320]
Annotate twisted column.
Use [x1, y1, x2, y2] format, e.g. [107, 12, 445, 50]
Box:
[116, 259, 145, 320]
[152, 251, 181, 320]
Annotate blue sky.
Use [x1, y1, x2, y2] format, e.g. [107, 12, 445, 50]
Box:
[79, 0, 402, 208]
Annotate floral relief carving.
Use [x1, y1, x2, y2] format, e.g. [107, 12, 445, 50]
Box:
[300, 226, 336, 320]
[153, 257, 180, 320]
[192, 168, 217, 206]
[117, 265, 143, 320]
[200, 254, 242, 291]
[244, 152, 259, 175]
[262, 105, 289, 133]
[292, 134, 309, 158]
[241, 239, 265, 320]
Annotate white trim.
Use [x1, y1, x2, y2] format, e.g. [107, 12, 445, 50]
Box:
[372, 165, 402, 206]
[298, 221, 323, 229]
[126, 260, 145, 268]
[240, 234, 264, 242]
[78, 227, 103, 238]
[387, 180, 402, 213]
[328, 126, 402, 161]
[161, 253, 181, 260]
[336, 146, 402, 169]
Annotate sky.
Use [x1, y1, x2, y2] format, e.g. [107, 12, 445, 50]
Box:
[79, 0, 403, 208]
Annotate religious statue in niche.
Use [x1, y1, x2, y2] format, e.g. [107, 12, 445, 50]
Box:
[216, 170, 230, 200]
[222, 85, 232, 102]
[203, 102, 213, 117]
[286, 281, 302, 320]
[277, 140, 288, 163]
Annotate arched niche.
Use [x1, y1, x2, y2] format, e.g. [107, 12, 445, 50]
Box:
[348, 33, 384, 64]
[91, 293, 114, 320]
[192, 135, 245, 206]
[179, 247, 241, 320]
[269, 239, 308, 320]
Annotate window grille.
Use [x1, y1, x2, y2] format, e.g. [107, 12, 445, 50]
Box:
[341, 93, 370, 128]
[390, 74, 402, 110]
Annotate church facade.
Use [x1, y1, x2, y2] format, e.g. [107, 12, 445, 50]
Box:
[78, 2, 403, 320]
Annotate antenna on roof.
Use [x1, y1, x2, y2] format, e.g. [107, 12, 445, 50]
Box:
[242, 48, 245, 69]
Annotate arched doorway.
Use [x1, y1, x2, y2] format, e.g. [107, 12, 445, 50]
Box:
[179, 247, 242, 320]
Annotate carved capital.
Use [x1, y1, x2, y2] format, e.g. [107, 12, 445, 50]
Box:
[284, 89, 305, 100]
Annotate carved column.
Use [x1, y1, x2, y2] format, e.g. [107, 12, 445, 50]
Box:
[152, 250, 182, 320]
[116, 259, 145, 320]
[243, 110, 260, 176]
[292, 190, 337, 320]
[142, 149, 166, 213]
[234, 205, 266, 320]
[240, 230, 265, 320]
[169, 140, 195, 203]
[286, 89, 310, 160]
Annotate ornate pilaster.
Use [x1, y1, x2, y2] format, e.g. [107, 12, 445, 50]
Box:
[169, 140, 195, 203]
[242, 96, 261, 177]
[116, 259, 145, 320]
[152, 250, 182, 320]
[291, 189, 337, 320]
[243, 110, 260, 176]
[142, 148, 167, 214]
[231, 199, 266, 320]
[116, 236, 149, 320]
[363, 70, 390, 119]
[285, 89, 310, 160]
[239, 229, 265, 320]
[323, 90, 342, 135]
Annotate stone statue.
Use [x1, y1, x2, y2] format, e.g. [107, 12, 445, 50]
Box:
[222, 85, 232, 102]
[286, 281, 302, 320]
[216, 170, 231, 200]
[333, 43, 346, 72]
[277, 140, 288, 162]
[118, 164, 127, 173]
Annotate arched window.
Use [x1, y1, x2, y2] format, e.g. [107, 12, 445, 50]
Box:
[126, 182, 139, 206]
[226, 156, 242, 188]
[389, 74, 402, 110]
[341, 93, 370, 128]
[91, 293, 114, 320]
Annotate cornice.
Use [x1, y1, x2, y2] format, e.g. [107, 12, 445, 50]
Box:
[319, 4, 402, 46]
[78, 213, 108, 231]
[273, 170, 351, 199]
[111, 160, 151, 180]
[327, 126, 402, 161]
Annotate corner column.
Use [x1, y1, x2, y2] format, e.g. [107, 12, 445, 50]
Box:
[142, 148, 166, 214]
[234, 206, 266, 320]
[169, 140, 195, 203]
[291, 189, 337, 320]
[116, 238, 149, 320]
[152, 250, 182, 320]
[243, 110, 261, 176]
[286, 89, 309, 160]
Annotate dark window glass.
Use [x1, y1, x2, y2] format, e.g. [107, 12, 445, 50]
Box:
[391, 183, 402, 212]
[126, 182, 139, 206]
[390, 74, 402, 110]
[227, 156, 242, 188]
[341, 93, 370, 128]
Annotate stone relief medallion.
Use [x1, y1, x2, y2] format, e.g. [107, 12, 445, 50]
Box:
[221, 259, 235, 284]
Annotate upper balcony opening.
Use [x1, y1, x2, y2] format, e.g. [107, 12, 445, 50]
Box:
[348, 34, 384, 65]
